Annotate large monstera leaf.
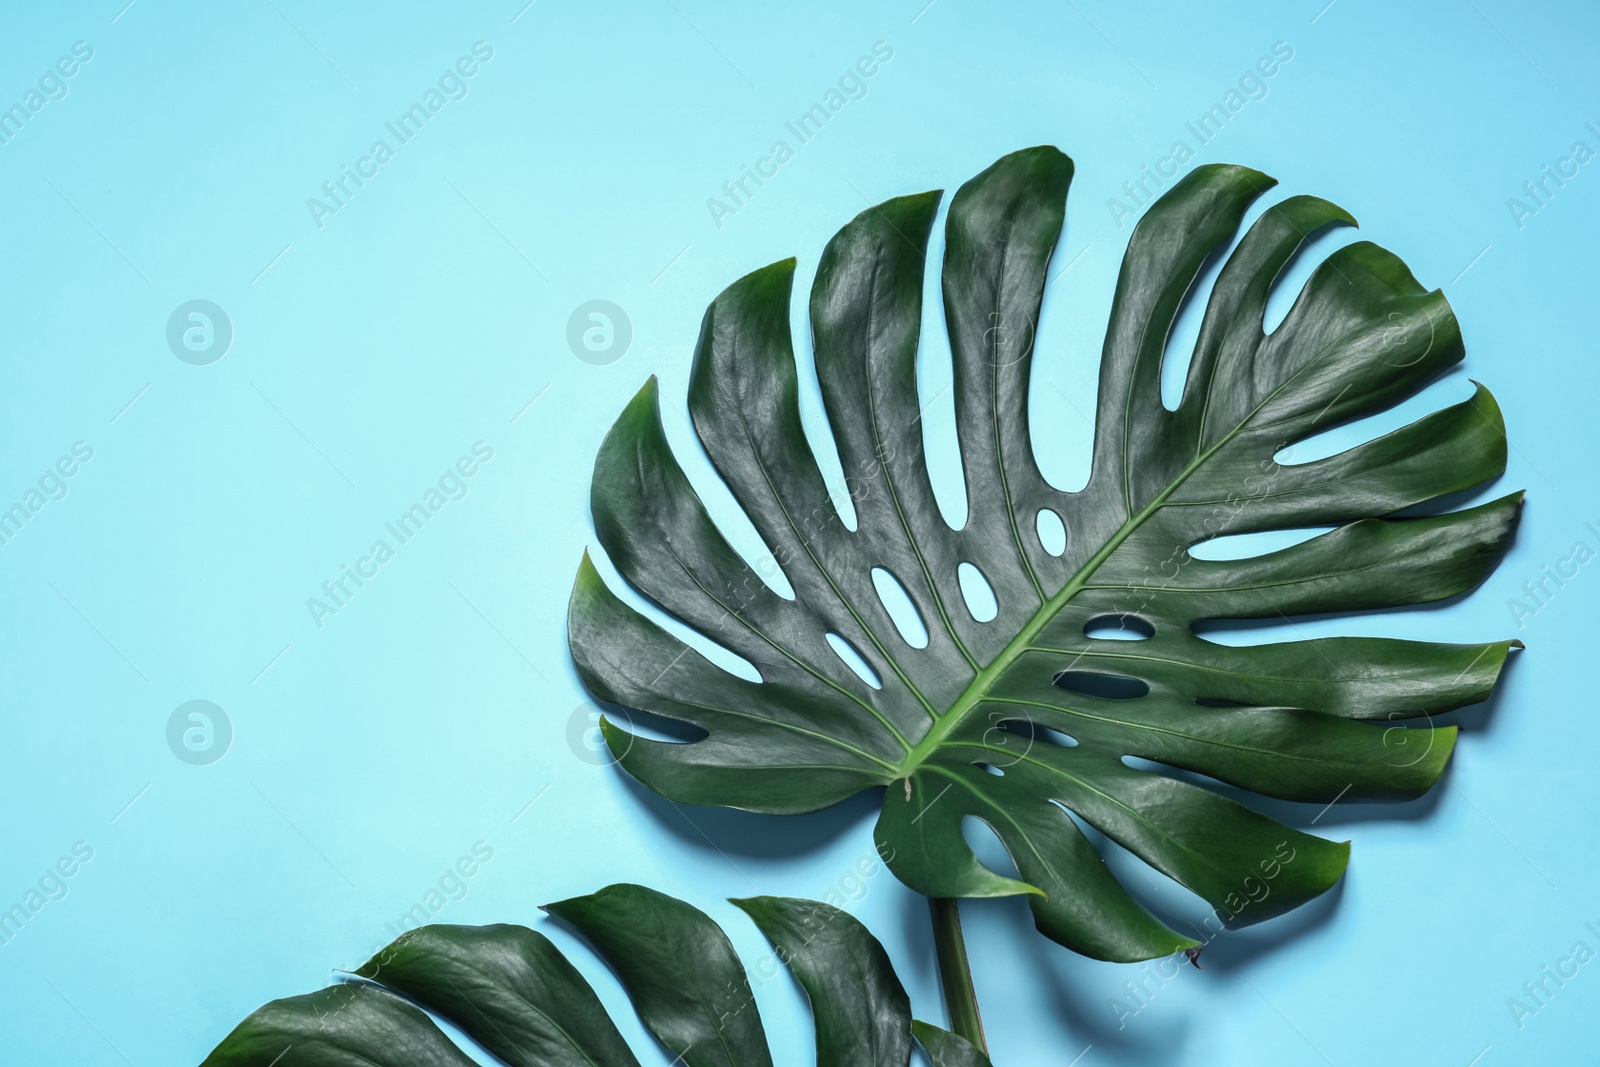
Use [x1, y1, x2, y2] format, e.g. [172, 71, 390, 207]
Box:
[202, 883, 987, 1067]
[569, 147, 1521, 962]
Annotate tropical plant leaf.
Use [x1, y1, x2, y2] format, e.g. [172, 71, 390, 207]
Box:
[912, 1021, 995, 1067]
[201, 883, 948, 1066]
[731, 894, 913, 1066]
[545, 882, 774, 1067]
[569, 146, 1522, 962]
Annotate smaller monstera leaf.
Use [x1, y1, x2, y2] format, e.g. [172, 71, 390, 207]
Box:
[201, 883, 966, 1067]
[569, 147, 1522, 962]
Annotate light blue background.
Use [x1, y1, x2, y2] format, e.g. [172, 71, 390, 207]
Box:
[1, 1, 1595, 1064]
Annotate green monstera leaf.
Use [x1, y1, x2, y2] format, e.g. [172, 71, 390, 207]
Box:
[201, 883, 987, 1067]
[569, 146, 1521, 963]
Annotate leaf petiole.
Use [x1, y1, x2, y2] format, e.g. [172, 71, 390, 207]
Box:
[930, 896, 988, 1055]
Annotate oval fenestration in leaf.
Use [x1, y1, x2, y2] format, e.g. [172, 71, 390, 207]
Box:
[568, 147, 1523, 962]
[201, 886, 920, 1067]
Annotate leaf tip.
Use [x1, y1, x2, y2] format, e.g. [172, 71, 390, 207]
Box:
[620, 376, 659, 413]
[1202, 162, 1277, 193]
[598, 715, 639, 764]
[574, 549, 600, 582]
[1008, 143, 1076, 181]
[726, 895, 778, 927]
[1430, 723, 1461, 779]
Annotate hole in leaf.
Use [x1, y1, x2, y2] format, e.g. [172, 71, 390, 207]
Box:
[976, 762, 1005, 777]
[585, 549, 764, 682]
[1054, 671, 1149, 700]
[1035, 509, 1067, 556]
[825, 632, 881, 689]
[745, 553, 796, 600]
[670, 631, 761, 683]
[1189, 527, 1329, 561]
[871, 566, 929, 649]
[787, 294, 861, 535]
[1262, 220, 1360, 335]
[958, 562, 998, 622]
[596, 702, 709, 745]
[1083, 614, 1155, 641]
[1118, 754, 1235, 795]
[1191, 617, 1304, 647]
[1273, 377, 1460, 465]
[960, 816, 1021, 880]
[659, 404, 797, 601]
[916, 308, 968, 531]
[997, 717, 1078, 749]
[1051, 800, 1197, 917]
[1164, 215, 1362, 446]
[1040, 725, 1078, 747]
[819, 482, 858, 534]
[1160, 243, 1229, 411]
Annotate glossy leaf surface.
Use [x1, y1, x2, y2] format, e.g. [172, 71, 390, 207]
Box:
[913, 1021, 996, 1067]
[203, 884, 919, 1066]
[570, 147, 1521, 961]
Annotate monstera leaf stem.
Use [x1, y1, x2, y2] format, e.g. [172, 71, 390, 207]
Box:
[930, 897, 988, 1054]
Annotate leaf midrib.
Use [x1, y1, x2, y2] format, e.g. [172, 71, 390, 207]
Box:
[893, 316, 1355, 779]
[895, 476, 1181, 776]
[978, 695, 1390, 772]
